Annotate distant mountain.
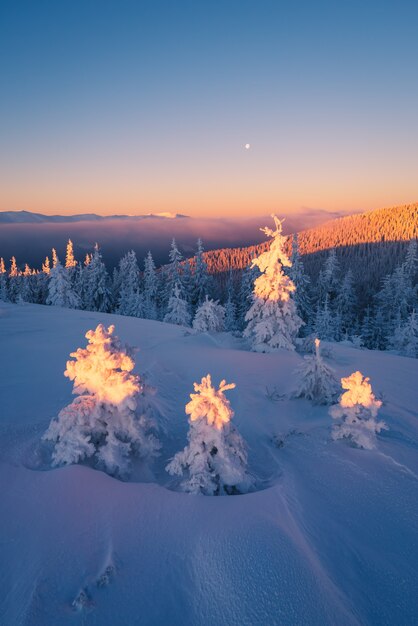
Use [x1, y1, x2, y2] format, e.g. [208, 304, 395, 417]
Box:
[0, 210, 189, 224]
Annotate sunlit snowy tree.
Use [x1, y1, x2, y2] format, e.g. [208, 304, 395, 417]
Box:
[193, 295, 225, 332]
[43, 324, 160, 477]
[244, 216, 303, 351]
[293, 338, 339, 404]
[166, 374, 252, 495]
[65, 239, 77, 269]
[0, 258, 8, 301]
[330, 371, 387, 449]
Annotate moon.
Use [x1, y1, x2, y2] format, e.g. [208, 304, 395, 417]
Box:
[245, 143, 251, 150]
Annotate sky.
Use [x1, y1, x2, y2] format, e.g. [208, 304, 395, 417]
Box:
[0, 0, 417, 218]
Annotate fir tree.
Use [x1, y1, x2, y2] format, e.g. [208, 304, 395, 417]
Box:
[192, 238, 210, 306]
[143, 251, 158, 319]
[288, 233, 312, 324]
[8, 257, 21, 302]
[43, 324, 160, 477]
[117, 250, 143, 317]
[83, 244, 112, 312]
[164, 282, 191, 326]
[193, 296, 225, 332]
[65, 239, 77, 269]
[46, 258, 81, 308]
[0, 258, 8, 301]
[166, 375, 252, 495]
[244, 216, 303, 352]
[293, 338, 339, 404]
[336, 269, 357, 337]
[330, 371, 387, 449]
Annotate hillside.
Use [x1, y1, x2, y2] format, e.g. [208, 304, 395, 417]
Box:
[0, 303, 417, 624]
[201, 202, 418, 300]
[201, 202, 418, 271]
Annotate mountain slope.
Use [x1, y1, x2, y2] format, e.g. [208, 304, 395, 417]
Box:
[0, 303, 417, 625]
[0, 210, 188, 223]
[201, 202, 418, 274]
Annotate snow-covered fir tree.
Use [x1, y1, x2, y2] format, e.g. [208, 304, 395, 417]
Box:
[336, 269, 357, 337]
[65, 239, 77, 269]
[42, 256, 51, 274]
[51, 248, 59, 268]
[237, 263, 259, 330]
[8, 257, 21, 302]
[117, 250, 143, 317]
[193, 295, 225, 332]
[314, 295, 338, 341]
[224, 269, 237, 331]
[317, 248, 340, 308]
[43, 324, 160, 477]
[330, 371, 387, 449]
[165, 238, 183, 302]
[83, 244, 112, 312]
[143, 251, 158, 319]
[293, 338, 339, 404]
[181, 258, 193, 304]
[389, 309, 418, 357]
[192, 238, 210, 307]
[0, 258, 8, 301]
[164, 282, 191, 326]
[288, 233, 312, 325]
[244, 216, 303, 352]
[46, 257, 81, 308]
[20, 264, 35, 303]
[166, 375, 252, 495]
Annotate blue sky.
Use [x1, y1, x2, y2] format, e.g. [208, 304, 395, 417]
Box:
[1, 0, 417, 216]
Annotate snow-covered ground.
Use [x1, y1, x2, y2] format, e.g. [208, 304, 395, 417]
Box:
[0, 303, 417, 625]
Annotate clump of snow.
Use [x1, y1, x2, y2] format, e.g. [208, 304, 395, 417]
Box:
[293, 338, 339, 404]
[166, 374, 252, 495]
[244, 215, 303, 352]
[43, 324, 160, 477]
[330, 371, 387, 449]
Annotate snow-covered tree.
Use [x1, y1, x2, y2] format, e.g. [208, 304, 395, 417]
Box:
[293, 338, 339, 404]
[288, 233, 312, 324]
[143, 251, 158, 319]
[165, 238, 183, 301]
[43, 324, 160, 477]
[117, 250, 143, 317]
[46, 258, 81, 308]
[389, 309, 418, 357]
[244, 216, 303, 352]
[181, 258, 193, 303]
[164, 282, 191, 326]
[8, 256, 21, 302]
[83, 244, 112, 312]
[0, 258, 8, 301]
[317, 248, 340, 307]
[65, 239, 77, 269]
[336, 269, 357, 336]
[52, 248, 59, 268]
[193, 296, 225, 332]
[237, 263, 259, 330]
[42, 256, 51, 275]
[192, 238, 210, 306]
[330, 371, 387, 449]
[314, 295, 338, 341]
[166, 375, 252, 495]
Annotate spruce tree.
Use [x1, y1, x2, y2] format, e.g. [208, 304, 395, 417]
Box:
[166, 375, 252, 495]
[244, 216, 303, 352]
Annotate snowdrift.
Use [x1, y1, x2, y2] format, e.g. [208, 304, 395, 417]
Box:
[0, 303, 417, 625]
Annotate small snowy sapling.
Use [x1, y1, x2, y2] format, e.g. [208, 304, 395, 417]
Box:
[166, 374, 252, 495]
[330, 371, 387, 449]
[293, 338, 339, 404]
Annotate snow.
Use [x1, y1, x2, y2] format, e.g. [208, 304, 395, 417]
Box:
[0, 302, 417, 624]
